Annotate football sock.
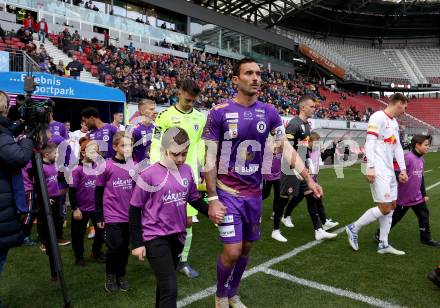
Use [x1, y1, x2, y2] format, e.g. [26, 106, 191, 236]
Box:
[353, 207, 382, 233]
[379, 210, 393, 246]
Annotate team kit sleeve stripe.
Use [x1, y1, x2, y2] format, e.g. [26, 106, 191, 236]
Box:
[367, 131, 379, 137]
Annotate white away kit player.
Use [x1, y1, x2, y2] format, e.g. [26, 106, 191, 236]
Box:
[346, 93, 408, 255]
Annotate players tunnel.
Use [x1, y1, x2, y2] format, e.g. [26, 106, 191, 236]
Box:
[0, 72, 126, 129]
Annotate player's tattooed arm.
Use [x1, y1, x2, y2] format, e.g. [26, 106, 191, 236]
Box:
[204, 140, 227, 224]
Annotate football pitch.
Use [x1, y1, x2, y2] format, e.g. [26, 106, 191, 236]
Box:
[2, 152, 440, 307]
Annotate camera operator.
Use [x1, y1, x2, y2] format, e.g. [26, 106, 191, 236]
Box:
[0, 91, 34, 274]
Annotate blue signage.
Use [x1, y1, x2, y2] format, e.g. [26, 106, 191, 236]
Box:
[0, 72, 125, 103]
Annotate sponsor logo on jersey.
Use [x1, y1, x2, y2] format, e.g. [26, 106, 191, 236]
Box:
[84, 179, 96, 188]
[163, 190, 188, 204]
[255, 108, 265, 113]
[171, 116, 180, 124]
[112, 177, 133, 190]
[225, 112, 239, 119]
[222, 215, 234, 224]
[244, 111, 253, 120]
[383, 135, 397, 144]
[218, 225, 235, 238]
[228, 123, 238, 138]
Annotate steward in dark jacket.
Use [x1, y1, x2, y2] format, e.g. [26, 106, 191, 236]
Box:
[0, 115, 33, 251]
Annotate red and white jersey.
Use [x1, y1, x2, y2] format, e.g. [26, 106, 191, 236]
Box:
[366, 110, 405, 176]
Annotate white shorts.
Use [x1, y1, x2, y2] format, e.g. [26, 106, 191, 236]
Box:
[370, 174, 397, 203]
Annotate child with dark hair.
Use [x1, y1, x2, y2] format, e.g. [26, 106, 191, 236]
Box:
[38, 142, 67, 280]
[70, 138, 105, 266]
[95, 131, 135, 293]
[21, 161, 37, 246]
[376, 134, 439, 247]
[130, 127, 222, 308]
[262, 135, 283, 241]
[307, 132, 339, 233]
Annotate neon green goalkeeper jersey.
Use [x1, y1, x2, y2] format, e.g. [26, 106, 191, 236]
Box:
[150, 106, 206, 216]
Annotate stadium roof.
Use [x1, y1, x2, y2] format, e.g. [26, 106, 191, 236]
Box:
[191, 0, 440, 38]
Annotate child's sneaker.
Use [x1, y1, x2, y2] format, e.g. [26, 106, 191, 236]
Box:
[75, 257, 85, 266]
[428, 266, 440, 288]
[23, 237, 37, 246]
[91, 251, 106, 263]
[118, 276, 130, 291]
[104, 274, 118, 293]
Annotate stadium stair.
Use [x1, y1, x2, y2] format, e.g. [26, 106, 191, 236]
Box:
[36, 37, 101, 85]
[393, 49, 419, 85]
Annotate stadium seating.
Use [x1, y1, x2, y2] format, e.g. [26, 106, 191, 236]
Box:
[2, 20, 439, 128]
[407, 48, 440, 85]
[406, 98, 440, 128]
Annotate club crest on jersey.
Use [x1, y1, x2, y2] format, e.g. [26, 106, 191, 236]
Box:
[194, 124, 199, 131]
[182, 178, 189, 187]
[103, 135, 109, 142]
[256, 121, 267, 133]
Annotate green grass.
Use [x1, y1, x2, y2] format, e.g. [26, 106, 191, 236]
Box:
[2, 153, 440, 307]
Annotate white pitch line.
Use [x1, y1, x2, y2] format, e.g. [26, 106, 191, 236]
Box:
[426, 181, 440, 190]
[177, 227, 345, 307]
[264, 269, 403, 308]
[425, 169, 433, 173]
[177, 180, 440, 307]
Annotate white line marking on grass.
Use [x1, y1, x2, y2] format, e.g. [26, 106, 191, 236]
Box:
[427, 180, 440, 190]
[425, 169, 433, 173]
[177, 227, 345, 307]
[264, 269, 403, 308]
[178, 180, 440, 307]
